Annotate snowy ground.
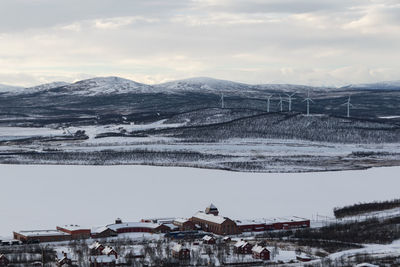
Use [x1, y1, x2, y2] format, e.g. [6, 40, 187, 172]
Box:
[0, 165, 399, 237]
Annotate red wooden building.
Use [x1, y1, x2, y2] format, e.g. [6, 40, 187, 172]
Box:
[106, 220, 170, 234]
[13, 230, 71, 243]
[234, 240, 253, 254]
[252, 245, 270, 260]
[89, 242, 105, 255]
[202, 235, 216, 244]
[172, 244, 190, 260]
[57, 225, 91, 239]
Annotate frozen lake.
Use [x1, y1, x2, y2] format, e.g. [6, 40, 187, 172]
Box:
[0, 164, 399, 237]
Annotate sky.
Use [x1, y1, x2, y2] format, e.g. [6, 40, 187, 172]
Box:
[0, 0, 399, 87]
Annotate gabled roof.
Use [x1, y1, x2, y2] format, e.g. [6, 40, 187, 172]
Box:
[252, 245, 269, 254]
[192, 211, 227, 224]
[172, 244, 188, 252]
[207, 203, 217, 210]
[234, 240, 250, 248]
[102, 246, 117, 255]
[89, 241, 103, 250]
[202, 235, 214, 241]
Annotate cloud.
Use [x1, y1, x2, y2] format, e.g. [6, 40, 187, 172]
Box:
[0, 0, 399, 87]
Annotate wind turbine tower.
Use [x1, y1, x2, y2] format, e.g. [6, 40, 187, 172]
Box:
[266, 94, 273, 112]
[302, 91, 314, 116]
[285, 92, 296, 112]
[278, 95, 284, 112]
[343, 96, 353, 118]
[221, 93, 224, 109]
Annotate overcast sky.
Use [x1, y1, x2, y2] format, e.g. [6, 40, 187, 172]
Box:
[0, 0, 399, 87]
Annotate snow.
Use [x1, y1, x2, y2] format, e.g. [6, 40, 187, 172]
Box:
[15, 230, 70, 237]
[192, 211, 227, 224]
[106, 222, 162, 231]
[0, 165, 400, 237]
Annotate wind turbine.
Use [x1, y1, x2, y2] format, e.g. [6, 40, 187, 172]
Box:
[278, 95, 284, 112]
[302, 91, 314, 116]
[285, 92, 296, 112]
[343, 96, 353, 118]
[220, 93, 224, 109]
[266, 94, 273, 113]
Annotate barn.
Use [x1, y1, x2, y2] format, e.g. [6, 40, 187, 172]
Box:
[190, 205, 240, 235]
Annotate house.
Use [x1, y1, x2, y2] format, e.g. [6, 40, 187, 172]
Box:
[252, 245, 270, 260]
[102, 246, 118, 259]
[89, 241, 105, 255]
[91, 226, 117, 239]
[173, 218, 196, 231]
[190, 205, 240, 235]
[57, 252, 73, 266]
[89, 255, 116, 267]
[57, 225, 91, 239]
[171, 244, 190, 260]
[13, 230, 71, 243]
[202, 235, 216, 244]
[234, 240, 253, 254]
[0, 254, 9, 266]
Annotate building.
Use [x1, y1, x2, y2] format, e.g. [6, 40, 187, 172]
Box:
[140, 218, 176, 224]
[223, 236, 231, 243]
[89, 242, 105, 255]
[89, 255, 116, 267]
[173, 218, 196, 231]
[202, 235, 216, 244]
[171, 244, 190, 260]
[13, 230, 71, 243]
[236, 219, 271, 232]
[205, 204, 219, 216]
[56, 252, 73, 266]
[91, 227, 117, 239]
[252, 245, 270, 260]
[57, 225, 91, 239]
[0, 254, 9, 266]
[102, 246, 118, 259]
[106, 220, 170, 234]
[234, 240, 253, 254]
[190, 205, 240, 235]
[266, 217, 310, 230]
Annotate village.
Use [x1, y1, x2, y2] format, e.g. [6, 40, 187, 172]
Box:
[0, 204, 313, 266]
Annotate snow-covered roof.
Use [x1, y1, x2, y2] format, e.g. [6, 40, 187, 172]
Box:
[89, 255, 116, 263]
[265, 216, 309, 223]
[207, 203, 217, 210]
[163, 223, 178, 230]
[192, 211, 227, 224]
[89, 241, 103, 250]
[202, 235, 214, 241]
[107, 222, 162, 231]
[58, 224, 90, 231]
[102, 246, 116, 255]
[234, 240, 249, 248]
[235, 219, 265, 226]
[16, 230, 70, 237]
[252, 245, 268, 254]
[355, 264, 379, 267]
[174, 218, 190, 224]
[172, 244, 188, 252]
[91, 226, 109, 234]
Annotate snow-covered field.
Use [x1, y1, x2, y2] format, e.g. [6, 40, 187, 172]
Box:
[0, 165, 399, 237]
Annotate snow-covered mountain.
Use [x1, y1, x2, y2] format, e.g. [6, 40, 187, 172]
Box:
[0, 83, 24, 94]
[26, 81, 70, 92]
[44, 77, 155, 96]
[342, 81, 400, 90]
